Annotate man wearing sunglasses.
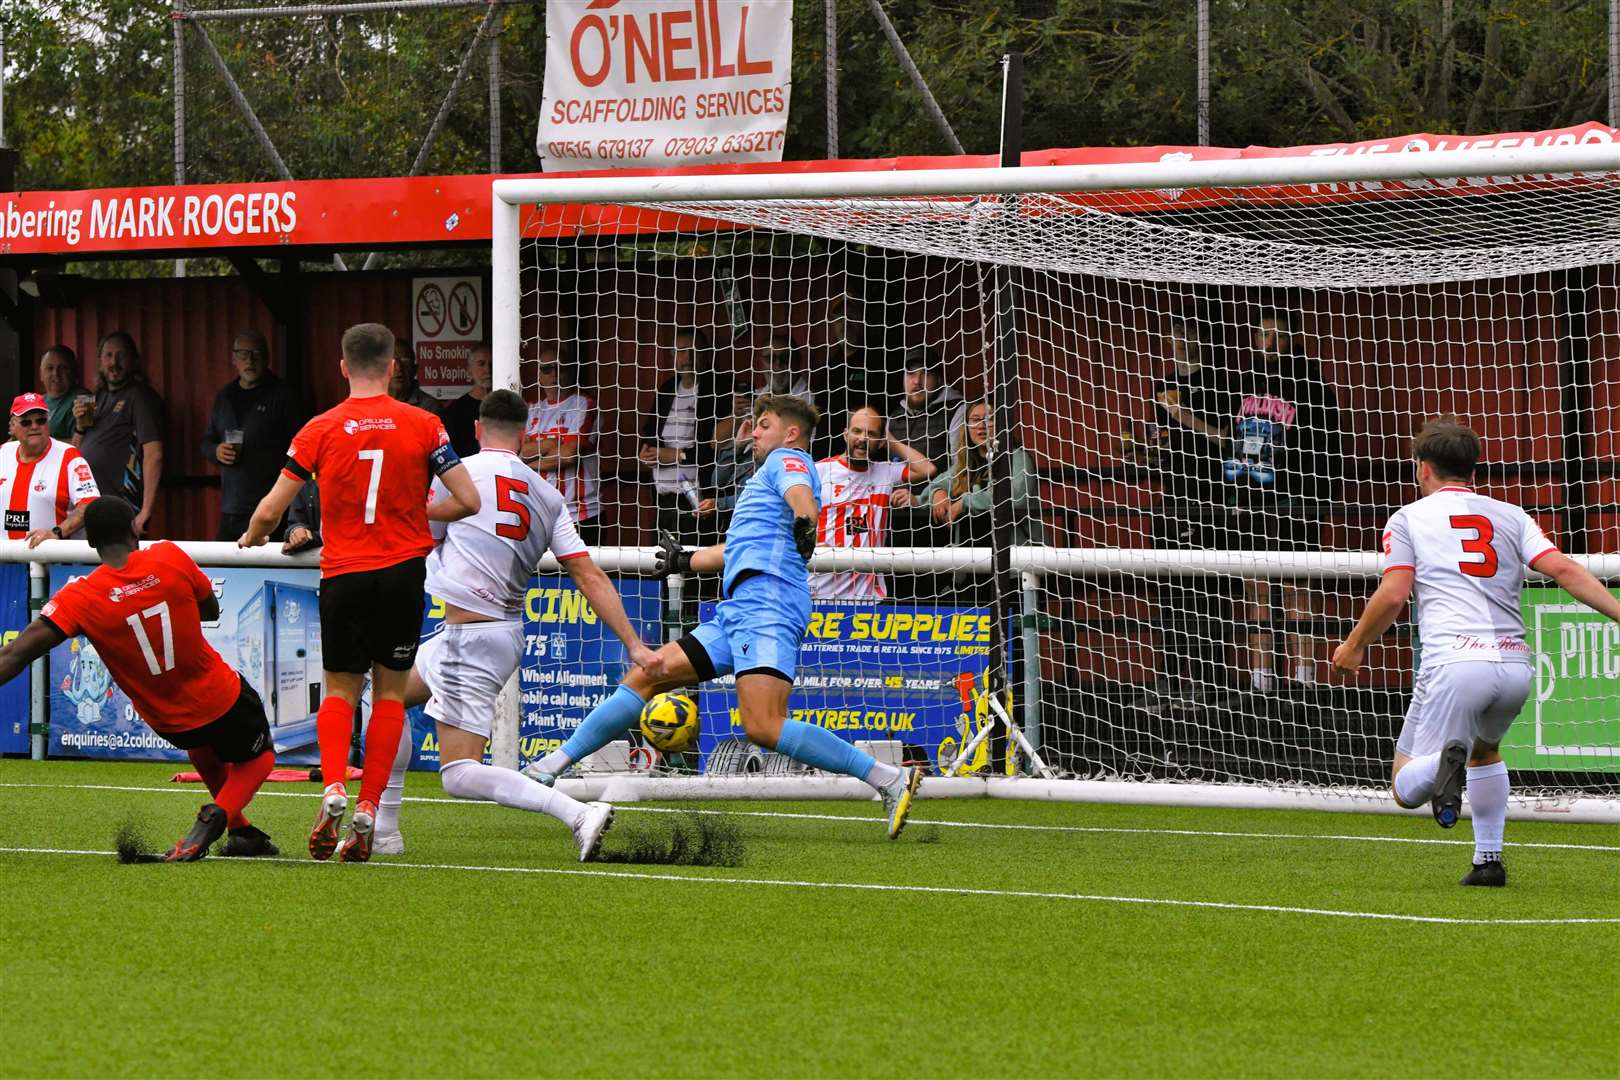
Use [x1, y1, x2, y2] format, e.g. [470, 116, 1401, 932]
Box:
[0, 393, 100, 547]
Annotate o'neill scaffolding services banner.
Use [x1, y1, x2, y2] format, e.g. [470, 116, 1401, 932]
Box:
[537, 0, 792, 170]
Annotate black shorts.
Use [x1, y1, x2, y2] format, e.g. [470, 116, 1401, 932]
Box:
[163, 676, 272, 763]
[319, 558, 427, 674]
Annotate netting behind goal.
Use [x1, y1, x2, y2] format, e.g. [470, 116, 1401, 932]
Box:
[503, 154, 1620, 806]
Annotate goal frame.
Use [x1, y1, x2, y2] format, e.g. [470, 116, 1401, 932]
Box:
[488, 142, 1620, 823]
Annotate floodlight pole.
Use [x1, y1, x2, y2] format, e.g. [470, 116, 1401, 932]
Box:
[825, 0, 840, 157]
[987, 51, 1023, 774]
[172, 0, 189, 277]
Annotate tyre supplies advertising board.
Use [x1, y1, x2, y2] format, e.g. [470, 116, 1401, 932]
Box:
[694, 603, 1002, 775]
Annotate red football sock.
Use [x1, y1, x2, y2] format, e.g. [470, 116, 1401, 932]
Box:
[216, 749, 275, 823]
[316, 696, 355, 794]
[360, 699, 407, 808]
[186, 746, 249, 829]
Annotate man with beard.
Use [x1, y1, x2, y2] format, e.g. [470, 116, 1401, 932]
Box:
[72, 331, 165, 538]
[811, 405, 936, 601]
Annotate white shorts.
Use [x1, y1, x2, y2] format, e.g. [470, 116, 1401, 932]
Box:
[1396, 660, 1531, 759]
[414, 619, 523, 739]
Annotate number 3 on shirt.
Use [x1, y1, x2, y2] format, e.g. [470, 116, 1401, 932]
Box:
[495, 475, 531, 540]
[1450, 514, 1499, 578]
[358, 449, 384, 524]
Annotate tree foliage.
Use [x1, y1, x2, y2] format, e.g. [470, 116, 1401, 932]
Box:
[1, 0, 1609, 191]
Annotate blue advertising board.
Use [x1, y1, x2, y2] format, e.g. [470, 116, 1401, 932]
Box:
[411, 577, 662, 770]
[47, 565, 328, 763]
[0, 563, 29, 754]
[694, 603, 998, 774]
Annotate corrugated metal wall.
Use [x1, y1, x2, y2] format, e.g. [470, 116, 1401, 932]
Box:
[33, 273, 416, 539]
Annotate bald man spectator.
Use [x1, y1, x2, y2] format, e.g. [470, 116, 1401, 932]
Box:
[201, 330, 307, 541]
[38, 346, 90, 442]
[72, 331, 165, 538]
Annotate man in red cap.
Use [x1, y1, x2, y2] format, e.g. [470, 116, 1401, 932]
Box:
[1, 392, 100, 546]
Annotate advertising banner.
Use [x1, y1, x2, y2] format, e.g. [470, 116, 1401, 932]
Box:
[411, 578, 663, 770]
[1503, 587, 1620, 773]
[411, 276, 483, 401]
[0, 563, 29, 753]
[47, 565, 328, 763]
[695, 603, 999, 774]
[537, 0, 793, 170]
[44, 563, 661, 770]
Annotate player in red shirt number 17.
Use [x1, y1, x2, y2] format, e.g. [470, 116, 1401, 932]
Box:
[0, 497, 280, 860]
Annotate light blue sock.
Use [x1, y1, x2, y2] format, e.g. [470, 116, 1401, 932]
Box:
[774, 719, 883, 790]
[547, 685, 647, 770]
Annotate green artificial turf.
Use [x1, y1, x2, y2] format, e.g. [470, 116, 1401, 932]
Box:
[0, 760, 1615, 1078]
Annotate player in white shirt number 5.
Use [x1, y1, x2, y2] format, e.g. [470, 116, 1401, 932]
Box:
[1332, 419, 1620, 886]
[385, 390, 662, 862]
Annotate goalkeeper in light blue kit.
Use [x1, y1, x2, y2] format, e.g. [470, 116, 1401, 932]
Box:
[525, 394, 923, 838]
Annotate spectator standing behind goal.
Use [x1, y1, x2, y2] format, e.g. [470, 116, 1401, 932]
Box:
[1223, 310, 1343, 690]
[696, 383, 762, 526]
[926, 400, 1045, 549]
[812, 405, 936, 601]
[1147, 316, 1234, 706]
[0, 393, 99, 546]
[522, 347, 601, 544]
[200, 330, 306, 542]
[72, 331, 165, 538]
[888, 348, 959, 485]
[640, 329, 721, 549]
[1332, 419, 1620, 887]
[38, 345, 90, 443]
[440, 343, 492, 459]
[240, 322, 480, 864]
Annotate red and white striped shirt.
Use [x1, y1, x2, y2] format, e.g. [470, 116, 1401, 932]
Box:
[0, 438, 99, 539]
[525, 393, 599, 524]
[811, 456, 908, 601]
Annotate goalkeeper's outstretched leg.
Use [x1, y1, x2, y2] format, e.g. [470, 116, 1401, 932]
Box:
[525, 587, 920, 839]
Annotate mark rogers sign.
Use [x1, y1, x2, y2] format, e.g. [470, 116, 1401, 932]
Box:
[537, 0, 792, 171]
[3, 190, 297, 248]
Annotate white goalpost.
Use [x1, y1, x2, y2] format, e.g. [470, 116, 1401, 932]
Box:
[489, 142, 1620, 823]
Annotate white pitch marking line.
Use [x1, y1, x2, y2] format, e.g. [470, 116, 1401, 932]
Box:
[0, 845, 1613, 927]
[1, 780, 1615, 853]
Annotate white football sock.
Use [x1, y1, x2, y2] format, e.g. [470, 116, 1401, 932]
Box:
[1250, 668, 1275, 692]
[864, 760, 903, 790]
[1394, 751, 1442, 807]
[440, 758, 587, 828]
[533, 748, 573, 775]
[376, 726, 411, 838]
[1466, 761, 1509, 864]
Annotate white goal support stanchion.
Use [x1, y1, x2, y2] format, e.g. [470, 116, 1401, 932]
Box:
[488, 142, 1620, 821]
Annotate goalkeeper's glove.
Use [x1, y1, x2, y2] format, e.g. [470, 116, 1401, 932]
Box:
[654, 529, 693, 578]
[794, 516, 817, 564]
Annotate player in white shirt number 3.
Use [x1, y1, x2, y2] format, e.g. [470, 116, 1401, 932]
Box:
[1332, 419, 1620, 886]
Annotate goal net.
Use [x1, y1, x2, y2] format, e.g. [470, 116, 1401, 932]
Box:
[492, 142, 1620, 818]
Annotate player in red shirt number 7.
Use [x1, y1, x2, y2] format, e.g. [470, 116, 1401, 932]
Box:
[0, 497, 280, 860]
[241, 323, 480, 862]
